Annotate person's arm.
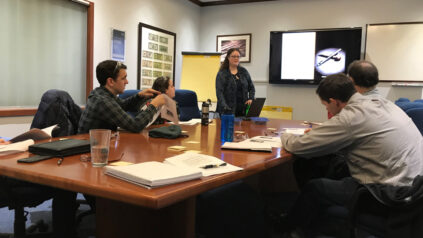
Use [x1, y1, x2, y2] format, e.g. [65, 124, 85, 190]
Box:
[215, 70, 230, 110]
[281, 116, 353, 158]
[98, 97, 158, 133]
[119, 89, 160, 112]
[0, 138, 10, 145]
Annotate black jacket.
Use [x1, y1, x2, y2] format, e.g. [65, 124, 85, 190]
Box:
[31, 89, 82, 137]
[215, 66, 255, 115]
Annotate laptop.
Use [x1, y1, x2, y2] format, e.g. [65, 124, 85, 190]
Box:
[245, 98, 266, 117]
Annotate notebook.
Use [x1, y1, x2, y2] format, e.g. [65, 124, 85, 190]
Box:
[246, 98, 266, 117]
[105, 161, 202, 189]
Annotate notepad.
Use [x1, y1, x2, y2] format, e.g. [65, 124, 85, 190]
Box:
[164, 153, 243, 177]
[221, 139, 274, 152]
[105, 161, 202, 189]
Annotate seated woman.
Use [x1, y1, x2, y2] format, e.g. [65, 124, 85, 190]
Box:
[142, 76, 178, 125]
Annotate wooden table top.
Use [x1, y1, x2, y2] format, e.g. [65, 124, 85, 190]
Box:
[0, 119, 308, 209]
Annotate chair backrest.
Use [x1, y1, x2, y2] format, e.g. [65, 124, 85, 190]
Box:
[174, 89, 201, 121]
[118, 90, 142, 117]
[118, 89, 141, 99]
[395, 101, 423, 112]
[406, 108, 423, 135]
[31, 89, 82, 137]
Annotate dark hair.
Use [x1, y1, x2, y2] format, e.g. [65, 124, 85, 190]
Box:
[96, 60, 127, 86]
[219, 48, 241, 71]
[152, 76, 171, 93]
[347, 60, 379, 88]
[316, 73, 356, 103]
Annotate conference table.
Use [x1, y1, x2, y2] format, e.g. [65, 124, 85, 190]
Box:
[0, 119, 308, 238]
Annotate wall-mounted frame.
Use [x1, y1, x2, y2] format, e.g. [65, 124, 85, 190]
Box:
[137, 23, 176, 89]
[216, 33, 251, 63]
[111, 28, 125, 62]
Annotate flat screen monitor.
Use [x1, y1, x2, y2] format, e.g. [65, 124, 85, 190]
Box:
[269, 28, 362, 85]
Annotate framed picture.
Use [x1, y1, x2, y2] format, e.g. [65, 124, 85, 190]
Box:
[111, 29, 125, 62]
[138, 23, 176, 89]
[216, 33, 251, 63]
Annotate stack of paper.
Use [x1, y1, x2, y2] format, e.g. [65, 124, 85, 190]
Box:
[221, 138, 276, 152]
[0, 139, 34, 156]
[105, 153, 243, 188]
[105, 161, 202, 188]
[164, 153, 243, 177]
[282, 128, 307, 136]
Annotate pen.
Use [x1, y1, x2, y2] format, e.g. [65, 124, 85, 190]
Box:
[200, 163, 227, 169]
[57, 157, 63, 166]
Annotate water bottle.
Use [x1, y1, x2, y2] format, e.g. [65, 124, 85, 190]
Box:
[221, 110, 234, 142]
[201, 102, 209, 126]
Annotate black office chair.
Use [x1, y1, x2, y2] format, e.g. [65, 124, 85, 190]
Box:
[31, 89, 95, 224]
[0, 177, 53, 238]
[319, 178, 423, 238]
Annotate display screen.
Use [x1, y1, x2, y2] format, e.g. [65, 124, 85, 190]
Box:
[269, 28, 362, 85]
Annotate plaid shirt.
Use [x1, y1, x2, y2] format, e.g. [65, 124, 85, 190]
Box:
[78, 87, 157, 133]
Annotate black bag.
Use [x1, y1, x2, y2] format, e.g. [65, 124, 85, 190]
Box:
[29, 139, 90, 157]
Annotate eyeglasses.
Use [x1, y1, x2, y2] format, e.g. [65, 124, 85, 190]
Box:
[230, 55, 241, 59]
[113, 61, 122, 76]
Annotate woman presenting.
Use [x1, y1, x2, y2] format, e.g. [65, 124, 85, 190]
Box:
[216, 48, 255, 117]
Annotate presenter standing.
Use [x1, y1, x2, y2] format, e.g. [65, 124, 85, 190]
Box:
[216, 48, 255, 116]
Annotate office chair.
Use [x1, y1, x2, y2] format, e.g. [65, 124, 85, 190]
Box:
[406, 108, 423, 135]
[0, 178, 53, 238]
[320, 180, 423, 238]
[31, 89, 94, 224]
[118, 89, 142, 117]
[31, 89, 82, 137]
[395, 100, 423, 113]
[174, 89, 201, 121]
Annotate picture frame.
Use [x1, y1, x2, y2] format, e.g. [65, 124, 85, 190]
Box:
[111, 29, 125, 62]
[138, 23, 176, 89]
[216, 33, 251, 63]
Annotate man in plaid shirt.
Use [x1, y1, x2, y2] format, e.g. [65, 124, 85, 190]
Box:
[78, 60, 165, 133]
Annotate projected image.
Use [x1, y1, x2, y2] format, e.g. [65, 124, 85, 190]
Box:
[269, 28, 362, 85]
[315, 48, 346, 75]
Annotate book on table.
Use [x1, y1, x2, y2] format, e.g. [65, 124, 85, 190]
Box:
[104, 153, 243, 188]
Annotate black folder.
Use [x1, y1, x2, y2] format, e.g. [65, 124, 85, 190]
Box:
[29, 139, 91, 157]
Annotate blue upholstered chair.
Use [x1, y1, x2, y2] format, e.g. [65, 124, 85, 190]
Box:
[174, 89, 201, 121]
[406, 108, 423, 135]
[395, 101, 423, 112]
[118, 89, 141, 117]
[118, 89, 141, 99]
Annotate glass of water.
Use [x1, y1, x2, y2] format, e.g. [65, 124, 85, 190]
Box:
[89, 129, 111, 167]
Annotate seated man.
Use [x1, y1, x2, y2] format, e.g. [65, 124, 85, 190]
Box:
[347, 60, 380, 97]
[280, 73, 423, 237]
[78, 60, 166, 134]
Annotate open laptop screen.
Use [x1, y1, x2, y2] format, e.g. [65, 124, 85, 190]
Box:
[246, 98, 266, 117]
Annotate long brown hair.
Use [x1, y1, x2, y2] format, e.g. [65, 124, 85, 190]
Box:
[219, 48, 240, 71]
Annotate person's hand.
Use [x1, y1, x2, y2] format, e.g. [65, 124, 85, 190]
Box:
[150, 94, 166, 108]
[0, 138, 10, 145]
[245, 100, 253, 105]
[138, 88, 160, 98]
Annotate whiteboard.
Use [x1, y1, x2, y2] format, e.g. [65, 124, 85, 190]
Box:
[365, 22, 423, 82]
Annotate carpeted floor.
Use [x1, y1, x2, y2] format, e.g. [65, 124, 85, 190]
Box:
[0, 194, 95, 238]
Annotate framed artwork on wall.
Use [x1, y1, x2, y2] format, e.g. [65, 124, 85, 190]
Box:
[216, 33, 251, 63]
[137, 23, 176, 89]
[111, 29, 125, 62]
